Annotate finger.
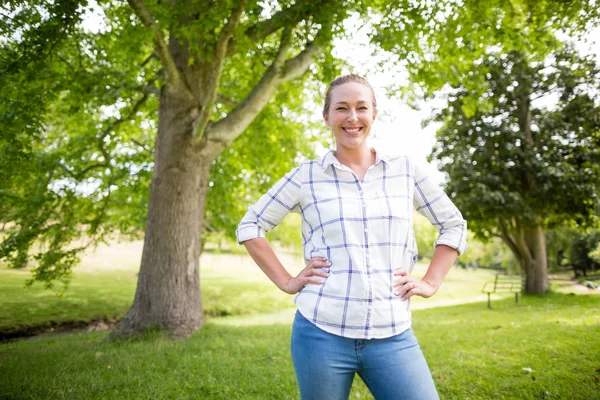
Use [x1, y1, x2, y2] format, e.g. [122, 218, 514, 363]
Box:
[308, 265, 330, 273]
[401, 282, 421, 300]
[401, 289, 415, 301]
[393, 269, 407, 276]
[401, 283, 420, 299]
[308, 258, 331, 268]
[394, 281, 416, 296]
[303, 267, 329, 278]
[392, 277, 410, 287]
[302, 266, 329, 277]
[301, 275, 326, 286]
[311, 269, 329, 278]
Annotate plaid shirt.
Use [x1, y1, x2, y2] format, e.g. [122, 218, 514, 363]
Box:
[237, 150, 467, 339]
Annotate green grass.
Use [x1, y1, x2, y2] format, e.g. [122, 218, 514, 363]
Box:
[416, 294, 600, 399]
[0, 265, 297, 335]
[1, 294, 598, 399]
[0, 268, 135, 334]
[0, 244, 301, 335]
[0, 241, 501, 335]
[2, 243, 599, 399]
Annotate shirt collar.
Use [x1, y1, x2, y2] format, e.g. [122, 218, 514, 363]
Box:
[319, 147, 393, 170]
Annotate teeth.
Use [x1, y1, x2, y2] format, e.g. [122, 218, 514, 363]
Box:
[344, 128, 361, 133]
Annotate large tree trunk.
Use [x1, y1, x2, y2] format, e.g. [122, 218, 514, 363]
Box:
[522, 224, 548, 293]
[500, 218, 549, 294]
[110, 89, 212, 339]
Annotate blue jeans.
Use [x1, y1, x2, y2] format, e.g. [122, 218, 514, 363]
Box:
[291, 311, 439, 400]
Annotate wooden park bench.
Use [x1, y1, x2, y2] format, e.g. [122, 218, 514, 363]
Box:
[482, 273, 522, 309]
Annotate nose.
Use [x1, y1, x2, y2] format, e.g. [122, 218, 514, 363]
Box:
[347, 109, 358, 122]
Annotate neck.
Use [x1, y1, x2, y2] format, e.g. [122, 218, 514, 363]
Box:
[333, 145, 374, 167]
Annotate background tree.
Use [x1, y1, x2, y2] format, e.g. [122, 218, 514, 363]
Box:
[430, 47, 600, 293]
[569, 230, 600, 278]
[373, 0, 600, 293]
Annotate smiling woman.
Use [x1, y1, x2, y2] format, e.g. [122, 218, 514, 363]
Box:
[236, 74, 468, 399]
[323, 78, 377, 164]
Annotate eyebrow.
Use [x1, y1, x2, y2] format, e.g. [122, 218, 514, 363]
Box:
[334, 101, 370, 105]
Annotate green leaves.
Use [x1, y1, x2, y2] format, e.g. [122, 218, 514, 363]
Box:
[372, 0, 599, 110]
[431, 46, 600, 240]
[0, 0, 347, 288]
[205, 77, 326, 243]
[0, 0, 158, 286]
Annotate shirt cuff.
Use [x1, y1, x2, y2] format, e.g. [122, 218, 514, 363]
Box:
[434, 236, 468, 256]
[236, 223, 265, 244]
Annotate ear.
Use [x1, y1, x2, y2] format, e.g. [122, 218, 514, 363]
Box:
[323, 112, 330, 126]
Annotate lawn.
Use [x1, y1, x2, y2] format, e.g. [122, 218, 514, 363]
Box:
[1, 241, 599, 399]
[0, 241, 303, 337]
[0, 240, 501, 337]
[1, 294, 599, 399]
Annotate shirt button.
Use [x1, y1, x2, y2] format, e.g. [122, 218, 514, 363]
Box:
[365, 228, 369, 234]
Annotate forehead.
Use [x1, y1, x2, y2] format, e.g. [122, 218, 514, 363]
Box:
[330, 82, 374, 104]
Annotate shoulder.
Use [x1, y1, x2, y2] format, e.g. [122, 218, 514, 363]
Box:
[374, 147, 416, 171]
[280, 154, 329, 184]
[293, 151, 337, 173]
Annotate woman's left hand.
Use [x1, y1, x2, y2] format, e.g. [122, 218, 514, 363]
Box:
[392, 269, 437, 301]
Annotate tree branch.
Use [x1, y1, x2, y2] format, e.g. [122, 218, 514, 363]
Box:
[511, 218, 534, 270]
[140, 52, 158, 68]
[226, 1, 316, 56]
[280, 31, 322, 81]
[497, 218, 521, 260]
[74, 93, 151, 180]
[131, 138, 151, 151]
[204, 26, 324, 146]
[193, 0, 247, 139]
[127, 0, 185, 90]
[216, 93, 236, 108]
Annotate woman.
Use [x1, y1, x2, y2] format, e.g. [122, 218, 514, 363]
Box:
[236, 74, 467, 400]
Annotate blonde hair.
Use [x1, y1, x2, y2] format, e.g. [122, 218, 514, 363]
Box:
[322, 74, 377, 115]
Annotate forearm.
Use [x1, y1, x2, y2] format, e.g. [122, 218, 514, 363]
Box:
[242, 237, 292, 292]
[421, 244, 459, 291]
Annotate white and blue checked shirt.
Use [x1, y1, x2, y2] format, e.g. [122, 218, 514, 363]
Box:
[237, 149, 467, 339]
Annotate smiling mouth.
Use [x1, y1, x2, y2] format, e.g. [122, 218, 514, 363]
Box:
[342, 127, 363, 133]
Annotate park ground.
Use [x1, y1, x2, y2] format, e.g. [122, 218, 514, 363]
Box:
[1, 240, 599, 399]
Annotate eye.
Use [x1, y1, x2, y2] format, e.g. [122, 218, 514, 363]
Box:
[358, 106, 369, 110]
[336, 107, 347, 111]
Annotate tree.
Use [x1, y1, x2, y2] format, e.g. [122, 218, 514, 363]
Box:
[373, 0, 600, 293]
[430, 47, 600, 293]
[0, 0, 358, 338]
[569, 230, 600, 277]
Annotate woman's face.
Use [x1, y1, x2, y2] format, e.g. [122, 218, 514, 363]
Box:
[323, 82, 377, 153]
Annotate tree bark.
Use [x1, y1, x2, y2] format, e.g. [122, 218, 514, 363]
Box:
[110, 88, 211, 339]
[522, 223, 549, 293]
[499, 218, 549, 294]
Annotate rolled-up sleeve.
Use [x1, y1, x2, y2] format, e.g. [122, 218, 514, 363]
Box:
[236, 165, 303, 244]
[413, 162, 468, 255]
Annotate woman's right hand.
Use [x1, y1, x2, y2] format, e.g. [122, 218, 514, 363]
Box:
[283, 257, 331, 294]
